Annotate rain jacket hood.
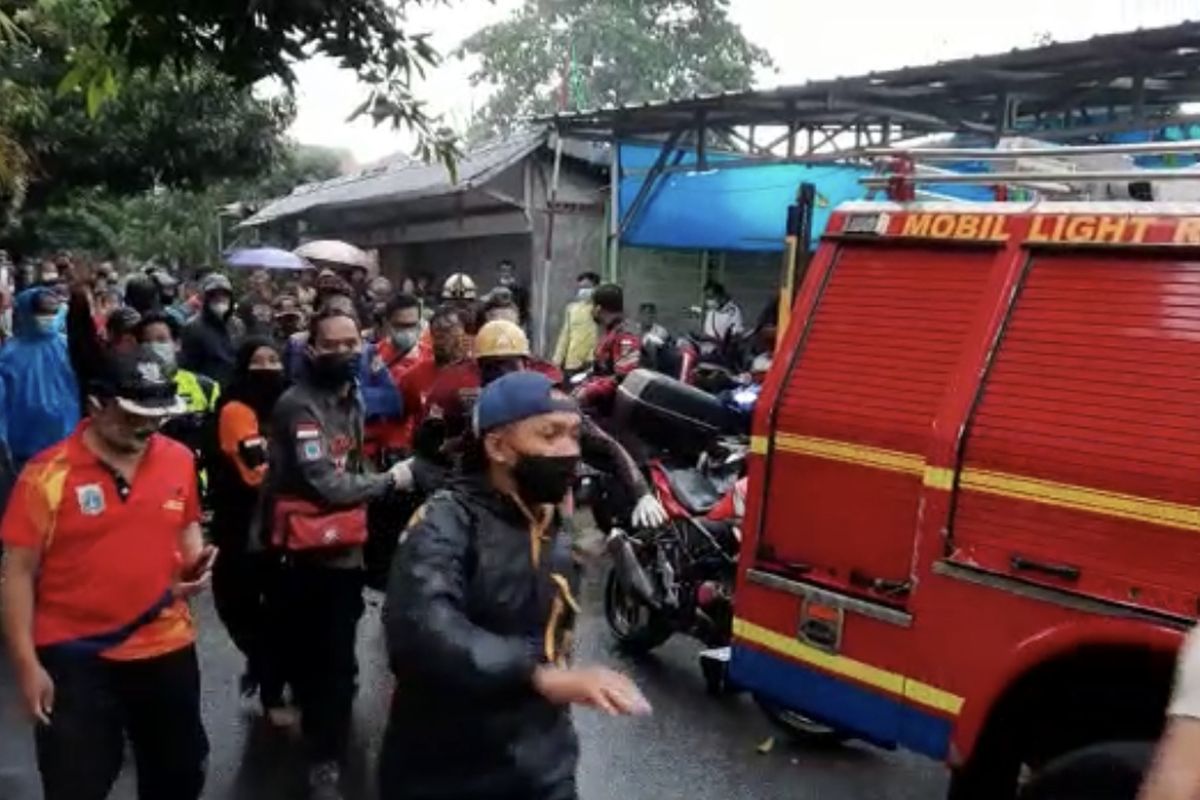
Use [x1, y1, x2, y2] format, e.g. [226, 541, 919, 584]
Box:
[13, 287, 62, 338]
[0, 287, 80, 464]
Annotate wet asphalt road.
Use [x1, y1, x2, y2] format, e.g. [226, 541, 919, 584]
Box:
[0, 572, 947, 800]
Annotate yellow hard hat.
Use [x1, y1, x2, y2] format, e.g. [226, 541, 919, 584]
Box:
[475, 320, 530, 359]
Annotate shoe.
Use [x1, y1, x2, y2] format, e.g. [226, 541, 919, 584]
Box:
[266, 705, 301, 730]
[308, 762, 343, 800]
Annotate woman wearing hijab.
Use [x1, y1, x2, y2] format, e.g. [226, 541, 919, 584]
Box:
[207, 336, 293, 723]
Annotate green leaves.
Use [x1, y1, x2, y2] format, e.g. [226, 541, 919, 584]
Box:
[460, 0, 772, 142]
[0, 8, 26, 45]
[19, 143, 346, 264]
[102, 0, 460, 171]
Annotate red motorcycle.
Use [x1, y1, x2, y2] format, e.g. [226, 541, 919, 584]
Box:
[598, 370, 844, 741]
[603, 438, 748, 659]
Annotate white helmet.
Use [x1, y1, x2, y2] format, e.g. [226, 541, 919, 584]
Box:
[442, 273, 477, 301]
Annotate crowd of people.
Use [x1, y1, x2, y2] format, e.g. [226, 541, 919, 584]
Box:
[0, 252, 713, 800]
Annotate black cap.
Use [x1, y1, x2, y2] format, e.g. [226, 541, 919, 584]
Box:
[102, 346, 186, 417]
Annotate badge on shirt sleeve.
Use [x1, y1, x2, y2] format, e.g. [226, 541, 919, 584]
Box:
[76, 484, 106, 516]
[301, 439, 324, 462]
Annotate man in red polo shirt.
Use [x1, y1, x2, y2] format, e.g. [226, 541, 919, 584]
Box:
[422, 319, 563, 444]
[367, 292, 431, 459]
[0, 346, 216, 800]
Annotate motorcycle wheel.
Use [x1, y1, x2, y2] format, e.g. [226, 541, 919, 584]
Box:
[754, 696, 848, 747]
[603, 567, 673, 655]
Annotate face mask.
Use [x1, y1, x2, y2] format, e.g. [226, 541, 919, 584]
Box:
[208, 301, 231, 318]
[147, 342, 177, 368]
[704, 298, 719, 310]
[91, 400, 160, 454]
[34, 315, 58, 334]
[277, 314, 302, 335]
[512, 453, 579, 506]
[433, 339, 460, 366]
[499, 274, 516, 287]
[310, 351, 359, 387]
[576, 287, 593, 301]
[128, 420, 161, 446]
[391, 328, 420, 355]
[244, 368, 287, 414]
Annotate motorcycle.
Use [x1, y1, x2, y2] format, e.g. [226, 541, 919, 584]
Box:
[594, 368, 844, 743]
[602, 437, 748, 664]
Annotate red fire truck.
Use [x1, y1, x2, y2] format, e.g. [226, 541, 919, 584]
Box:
[731, 159, 1200, 799]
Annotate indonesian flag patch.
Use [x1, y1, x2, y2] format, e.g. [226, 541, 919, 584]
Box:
[296, 423, 320, 440]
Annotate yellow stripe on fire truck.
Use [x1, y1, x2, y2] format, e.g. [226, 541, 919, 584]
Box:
[732, 618, 965, 715]
[757, 433, 1200, 534]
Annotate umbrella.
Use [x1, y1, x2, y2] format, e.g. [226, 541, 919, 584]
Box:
[293, 239, 371, 270]
[226, 247, 308, 271]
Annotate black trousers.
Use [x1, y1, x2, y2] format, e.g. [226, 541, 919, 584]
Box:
[35, 644, 208, 800]
[212, 548, 286, 708]
[276, 561, 364, 763]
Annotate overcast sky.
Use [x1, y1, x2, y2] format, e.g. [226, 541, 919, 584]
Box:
[286, 0, 1200, 165]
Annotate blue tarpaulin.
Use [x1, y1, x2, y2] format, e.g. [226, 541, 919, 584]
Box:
[618, 143, 872, 253]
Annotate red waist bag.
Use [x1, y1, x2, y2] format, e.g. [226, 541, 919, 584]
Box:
[271, 498, 368, 551]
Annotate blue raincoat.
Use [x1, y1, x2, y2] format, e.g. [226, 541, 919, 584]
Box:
[0, 288, 80, 467]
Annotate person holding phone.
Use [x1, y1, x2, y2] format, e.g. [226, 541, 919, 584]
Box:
[0, 345, 216, 800]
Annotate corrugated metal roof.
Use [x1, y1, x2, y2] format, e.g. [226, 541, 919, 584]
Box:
[243, 127, 549, 227]
[540, 21, 1200, 141]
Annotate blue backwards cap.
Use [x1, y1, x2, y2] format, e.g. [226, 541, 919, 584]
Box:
[473, 371, 578, 434]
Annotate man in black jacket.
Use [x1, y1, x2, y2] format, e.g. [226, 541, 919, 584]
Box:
[381, 371, 650, 800]
[181, 272, 237, 384]
[263, 307, 408, 800]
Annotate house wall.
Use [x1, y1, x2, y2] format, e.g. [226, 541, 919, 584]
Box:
[618, 248, 781, 336]
[529, 159, 606, 356]
[377, 233, 533, 298]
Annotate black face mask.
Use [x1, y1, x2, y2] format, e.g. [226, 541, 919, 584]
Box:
[243, 369, 287, 416]
[310, 352, 359, 387]
[512, 454, 579, 506]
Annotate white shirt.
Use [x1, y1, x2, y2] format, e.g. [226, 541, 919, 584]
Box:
[701, 301, 744, 342]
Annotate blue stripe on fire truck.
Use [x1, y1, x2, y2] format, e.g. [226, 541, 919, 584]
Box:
[730, 620, 960, 759]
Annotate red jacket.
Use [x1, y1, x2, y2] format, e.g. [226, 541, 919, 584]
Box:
[577, 321, 641, 410]
[365, 336, 434, 456]
[424, 359, 564, 439]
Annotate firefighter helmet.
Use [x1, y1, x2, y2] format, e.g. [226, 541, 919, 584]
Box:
[442, 272, 477, 301]
[475, 320, 530, 359]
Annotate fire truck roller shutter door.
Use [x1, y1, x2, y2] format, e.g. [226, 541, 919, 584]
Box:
[949, 252, 1200, 619]
[759, 244, 994, 606]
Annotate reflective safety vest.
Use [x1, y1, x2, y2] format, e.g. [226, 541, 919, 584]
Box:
[170, 368, 219, 493]
[175, 368, 220, 413]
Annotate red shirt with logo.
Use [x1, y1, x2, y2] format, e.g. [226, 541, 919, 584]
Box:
[0, 424, 200, 661]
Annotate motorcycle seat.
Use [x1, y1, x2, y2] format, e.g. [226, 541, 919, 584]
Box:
[663, 466, 722, 515]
